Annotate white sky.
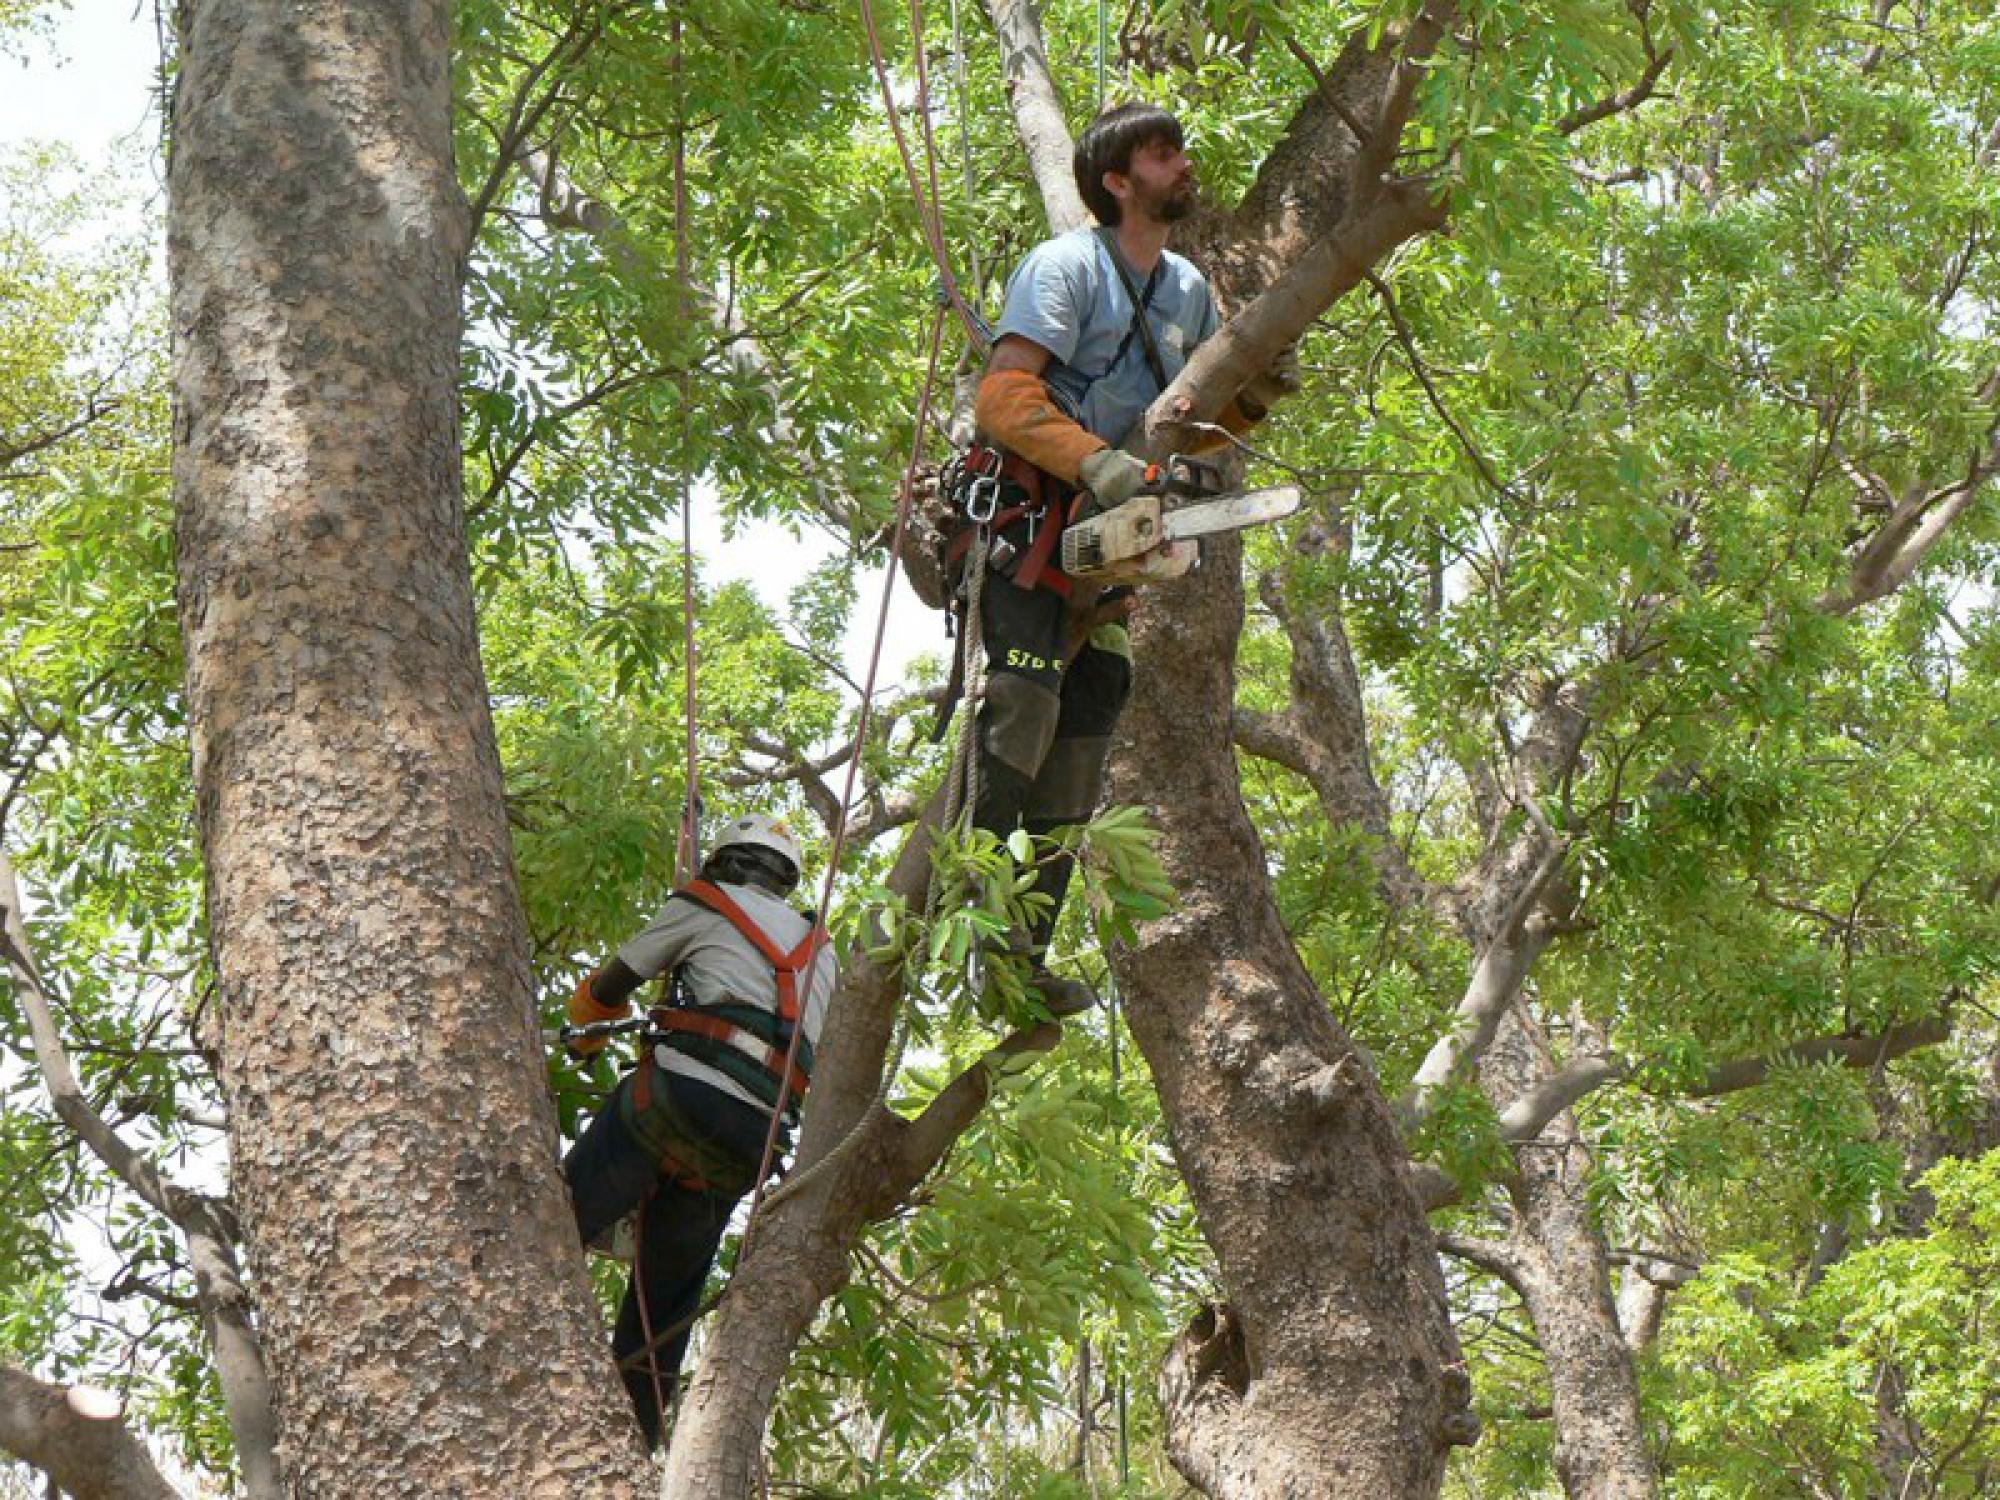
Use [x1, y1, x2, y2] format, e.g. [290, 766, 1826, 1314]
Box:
[2, 0, 939, 694]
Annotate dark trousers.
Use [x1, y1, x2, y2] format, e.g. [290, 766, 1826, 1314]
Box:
[564, 1066, 773, 1448]
[971, 559, 1134, 948]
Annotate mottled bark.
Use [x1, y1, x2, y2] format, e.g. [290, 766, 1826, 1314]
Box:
[1109, 535, 1472, 1498]
[169, 1, 643, 1493]
[0, 1368, 176, 1500]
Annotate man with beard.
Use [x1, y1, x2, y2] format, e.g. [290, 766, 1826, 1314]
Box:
[957, 102, 1291, 1013]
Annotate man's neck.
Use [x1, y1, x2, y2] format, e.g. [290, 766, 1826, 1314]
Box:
[1113, 215, 1171, 276]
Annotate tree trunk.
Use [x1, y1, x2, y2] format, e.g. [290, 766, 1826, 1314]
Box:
[1108, 535, 1473, 1498]
[168, 1, 644, 1491]
[1484, 1011, 1659, 1500]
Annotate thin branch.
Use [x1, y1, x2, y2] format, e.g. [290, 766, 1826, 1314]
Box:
[1556, 46, 1674, 136]
[0, 396, 122, 478]
[1366, 270, 1518, 502]
[0, 849, 282, 1499]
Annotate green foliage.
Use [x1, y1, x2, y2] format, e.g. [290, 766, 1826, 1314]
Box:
[1659, 1154, 2000, 1497]
[3, 0, 1997, 1490]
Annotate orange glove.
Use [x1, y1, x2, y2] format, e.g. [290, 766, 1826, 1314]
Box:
[565, 972, 629, 1056]
[974, 367, 1106, 485]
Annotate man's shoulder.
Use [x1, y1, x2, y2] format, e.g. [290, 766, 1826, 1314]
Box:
[1018, 226, 1110, 277]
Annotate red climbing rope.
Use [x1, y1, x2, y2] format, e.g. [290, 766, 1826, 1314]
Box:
[857, 0, 982, 346]
[738, 302, 951, 1241]
[672, 10, 702, 890]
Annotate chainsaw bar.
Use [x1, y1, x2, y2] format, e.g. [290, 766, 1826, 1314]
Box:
[1158, 484, 1302, 541]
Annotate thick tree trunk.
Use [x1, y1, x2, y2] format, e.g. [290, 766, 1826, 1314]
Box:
[168, 1, 644, 1492]
[1108, 536, 1473, 1498]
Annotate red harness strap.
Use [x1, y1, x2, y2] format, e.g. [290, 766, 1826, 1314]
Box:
[651, 1010, 811, 1106]
[676, 879, 828, 1030]
[945, 449, 1079, 598]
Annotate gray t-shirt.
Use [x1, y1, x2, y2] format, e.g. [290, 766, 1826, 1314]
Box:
[993, 226, 1219, 447]
[616, 881, 836, 1114]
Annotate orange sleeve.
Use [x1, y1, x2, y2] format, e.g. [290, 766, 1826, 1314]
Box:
[974, 368, 1107, 485]
[567, 972, 629, 1028]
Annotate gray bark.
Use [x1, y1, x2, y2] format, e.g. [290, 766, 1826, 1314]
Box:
[0, 1369, 176, 1500]
[168, 0, 643, 1492]
[0, 850, 281, 1499]
[1481, 1012, 1659, 1500]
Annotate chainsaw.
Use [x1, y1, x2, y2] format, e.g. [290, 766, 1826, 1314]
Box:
[1060, 455, 1302, 585]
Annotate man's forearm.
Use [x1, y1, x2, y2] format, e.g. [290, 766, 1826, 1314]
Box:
[571, 957, 645, 1024]
[974, 368, 1107, 484]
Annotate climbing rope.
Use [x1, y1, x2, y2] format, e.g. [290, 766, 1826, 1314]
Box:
[672, 10, 701, 887]
[616, 0, 979, 1370]
[858, 0, 982, 346]
[947, 0, 983, 293]
[738, 303, 952, 1245]
[941, 530, 988, 832]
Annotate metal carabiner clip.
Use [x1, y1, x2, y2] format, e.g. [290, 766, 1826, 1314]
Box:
[964, 474, 1001, 526]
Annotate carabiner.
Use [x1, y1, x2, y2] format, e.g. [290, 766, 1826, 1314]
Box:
[964, 474, 1001, 526]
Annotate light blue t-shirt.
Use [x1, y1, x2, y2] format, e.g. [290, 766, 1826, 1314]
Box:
[993, 227, 1219, 448]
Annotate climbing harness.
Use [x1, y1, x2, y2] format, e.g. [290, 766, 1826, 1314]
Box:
[643, 879, 828, 1117]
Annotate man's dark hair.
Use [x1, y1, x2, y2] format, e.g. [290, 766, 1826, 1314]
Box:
[1073, 102, 1184, 226]
[701, 844, 799, 898]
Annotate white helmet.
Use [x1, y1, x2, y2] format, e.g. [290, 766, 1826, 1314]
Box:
[710, 813, 804, 880]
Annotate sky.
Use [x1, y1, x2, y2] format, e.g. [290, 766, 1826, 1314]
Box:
[1, 0, 940, 695]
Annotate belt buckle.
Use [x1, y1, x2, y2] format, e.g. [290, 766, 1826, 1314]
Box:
[964, 475, 1000, 526]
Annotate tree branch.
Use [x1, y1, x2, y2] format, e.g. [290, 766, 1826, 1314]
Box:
[1142, 181, 1448, 450]
[1490, 1015, 1952, 1145]
[0, 1365, 176, 1500]
[1556, 45, 1674, 136]
[1820, 373, 2000, 614]
[982, 0, 1090, 235]
[0, 849, 282, 1499]
[1246, 567, 1431, 912]
[889, 1021, 1064, 1192]
[1435, 1232, 1535, 1299]
[1349, 1, 1459, 212]
[1402, 840, 1566, 1129]
[0, 396, 122, 479]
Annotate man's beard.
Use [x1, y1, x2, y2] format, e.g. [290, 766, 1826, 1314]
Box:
[1153, 176, 1198, 223]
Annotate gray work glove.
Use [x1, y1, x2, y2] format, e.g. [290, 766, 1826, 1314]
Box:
[1078, 447, 1153, 508]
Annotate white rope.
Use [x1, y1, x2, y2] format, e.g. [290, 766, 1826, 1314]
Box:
[942, 529, 989, 833]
